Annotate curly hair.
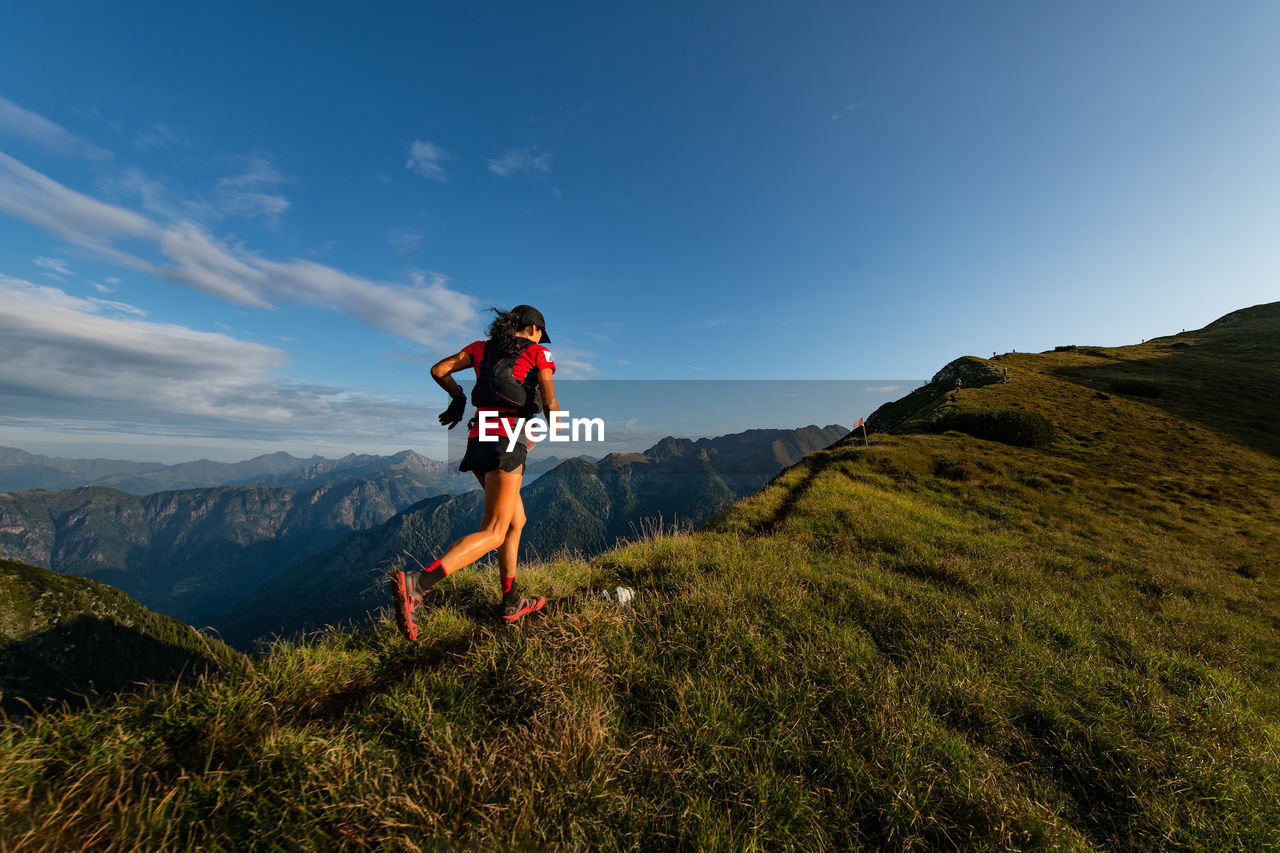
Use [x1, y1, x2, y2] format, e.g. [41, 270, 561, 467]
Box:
[486, 306, 525, 353]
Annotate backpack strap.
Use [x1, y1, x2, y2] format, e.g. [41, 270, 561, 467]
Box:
[481, 337, 534, 371]
[472, 338, 541, 415]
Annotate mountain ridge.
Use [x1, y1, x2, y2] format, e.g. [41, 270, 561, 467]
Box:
[0, 447, 319, 494]
[217, 424, 848, 645]
[0, 474, 461, 625]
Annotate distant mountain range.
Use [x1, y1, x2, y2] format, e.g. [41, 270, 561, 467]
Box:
[0, 447, 482, 495]
[0, 446, 313, 493]
[0, 557, 244, 716]
[217, 424, 849, 646]
[0, 426, 845, 646]
[0, 461, 489, 627]
[0, 446, 588, 496]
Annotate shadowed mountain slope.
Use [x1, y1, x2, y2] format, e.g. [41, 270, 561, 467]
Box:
[1050, 303, 1280, 459]
[0, 558, 245, 716]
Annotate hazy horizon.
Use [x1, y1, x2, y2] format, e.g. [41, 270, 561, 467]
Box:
[2, 378, 909, 464]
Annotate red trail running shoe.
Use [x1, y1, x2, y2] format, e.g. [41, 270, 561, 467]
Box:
[390, 570, 425, 641]
[501, 594, 545, 624]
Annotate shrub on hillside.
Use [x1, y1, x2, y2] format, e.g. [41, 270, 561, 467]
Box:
[1110, 379, 1164, 398]
[933, 409, 1055, 448]
[933, 458, 977, 482]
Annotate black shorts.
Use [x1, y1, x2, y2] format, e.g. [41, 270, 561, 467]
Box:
[458, 435, 527, 475]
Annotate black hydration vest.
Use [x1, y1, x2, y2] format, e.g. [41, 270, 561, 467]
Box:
[471, 339, 543, 417]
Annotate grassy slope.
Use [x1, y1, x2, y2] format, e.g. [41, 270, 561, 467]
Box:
[1, 306, 1278, 850]
[0, 558, 246, 716]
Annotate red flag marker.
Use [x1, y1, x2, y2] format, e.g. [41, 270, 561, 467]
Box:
[853, 417, 868, 445]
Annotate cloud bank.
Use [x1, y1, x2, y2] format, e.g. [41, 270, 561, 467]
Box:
[0, 275, 429, 443]
[0, 96, 113, 161]
[0, 103, 482, 452]
[0, 151, 478, 346]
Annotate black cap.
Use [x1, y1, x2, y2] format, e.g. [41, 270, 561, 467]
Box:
[512, 304, 550, 343]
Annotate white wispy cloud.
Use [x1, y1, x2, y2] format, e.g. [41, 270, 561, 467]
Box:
[132, 123, 183, 151]
[387, 228, 424, 251]
[35, 257, 72, 277]
[154, 222, 276, 307]
[406, 139, 450, 181]
[215, 156, 290, 223]
[0, 152, 152, 246]
[488, 147, 552, 179]
[95, 165, 219, 225]
[830, 101, 868, 122]
[518, 340, 597, 379]
[35, 256, 117, 295]
[552, 357, 596, 378]
[0, 96, 113, 161]
[0, 151, 479, 346]
[96, 158, 288, 226]
[0, 274, 429, 442]
[89, 297, 148, 317]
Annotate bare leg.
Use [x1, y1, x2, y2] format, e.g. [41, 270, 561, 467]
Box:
[497, 490, 526, 586]
[466, 471, 524, 589]
[438, 466, 524, 575]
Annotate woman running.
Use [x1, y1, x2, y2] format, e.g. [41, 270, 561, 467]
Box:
[390, 305, 557, 640]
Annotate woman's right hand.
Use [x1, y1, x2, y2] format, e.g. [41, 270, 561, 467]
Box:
[439, 393, 466, 429]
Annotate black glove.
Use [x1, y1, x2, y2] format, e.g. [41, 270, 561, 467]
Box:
[438, 393, 466, 429]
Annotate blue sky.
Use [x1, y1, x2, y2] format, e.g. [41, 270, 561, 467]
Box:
[1, 1, 1277, 462]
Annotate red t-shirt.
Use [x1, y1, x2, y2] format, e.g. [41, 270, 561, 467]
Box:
[461, 340, 556, 442]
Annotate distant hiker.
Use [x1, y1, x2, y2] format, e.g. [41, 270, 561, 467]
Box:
[390, 305, 557, 640]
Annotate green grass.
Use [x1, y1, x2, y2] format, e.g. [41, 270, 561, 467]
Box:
[0, 559, 245, 716]
[2, 304, 1279, 850]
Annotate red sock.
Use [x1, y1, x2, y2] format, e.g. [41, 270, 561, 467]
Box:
[416, 558, 446, 592]
[501, 575, 521, 606]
